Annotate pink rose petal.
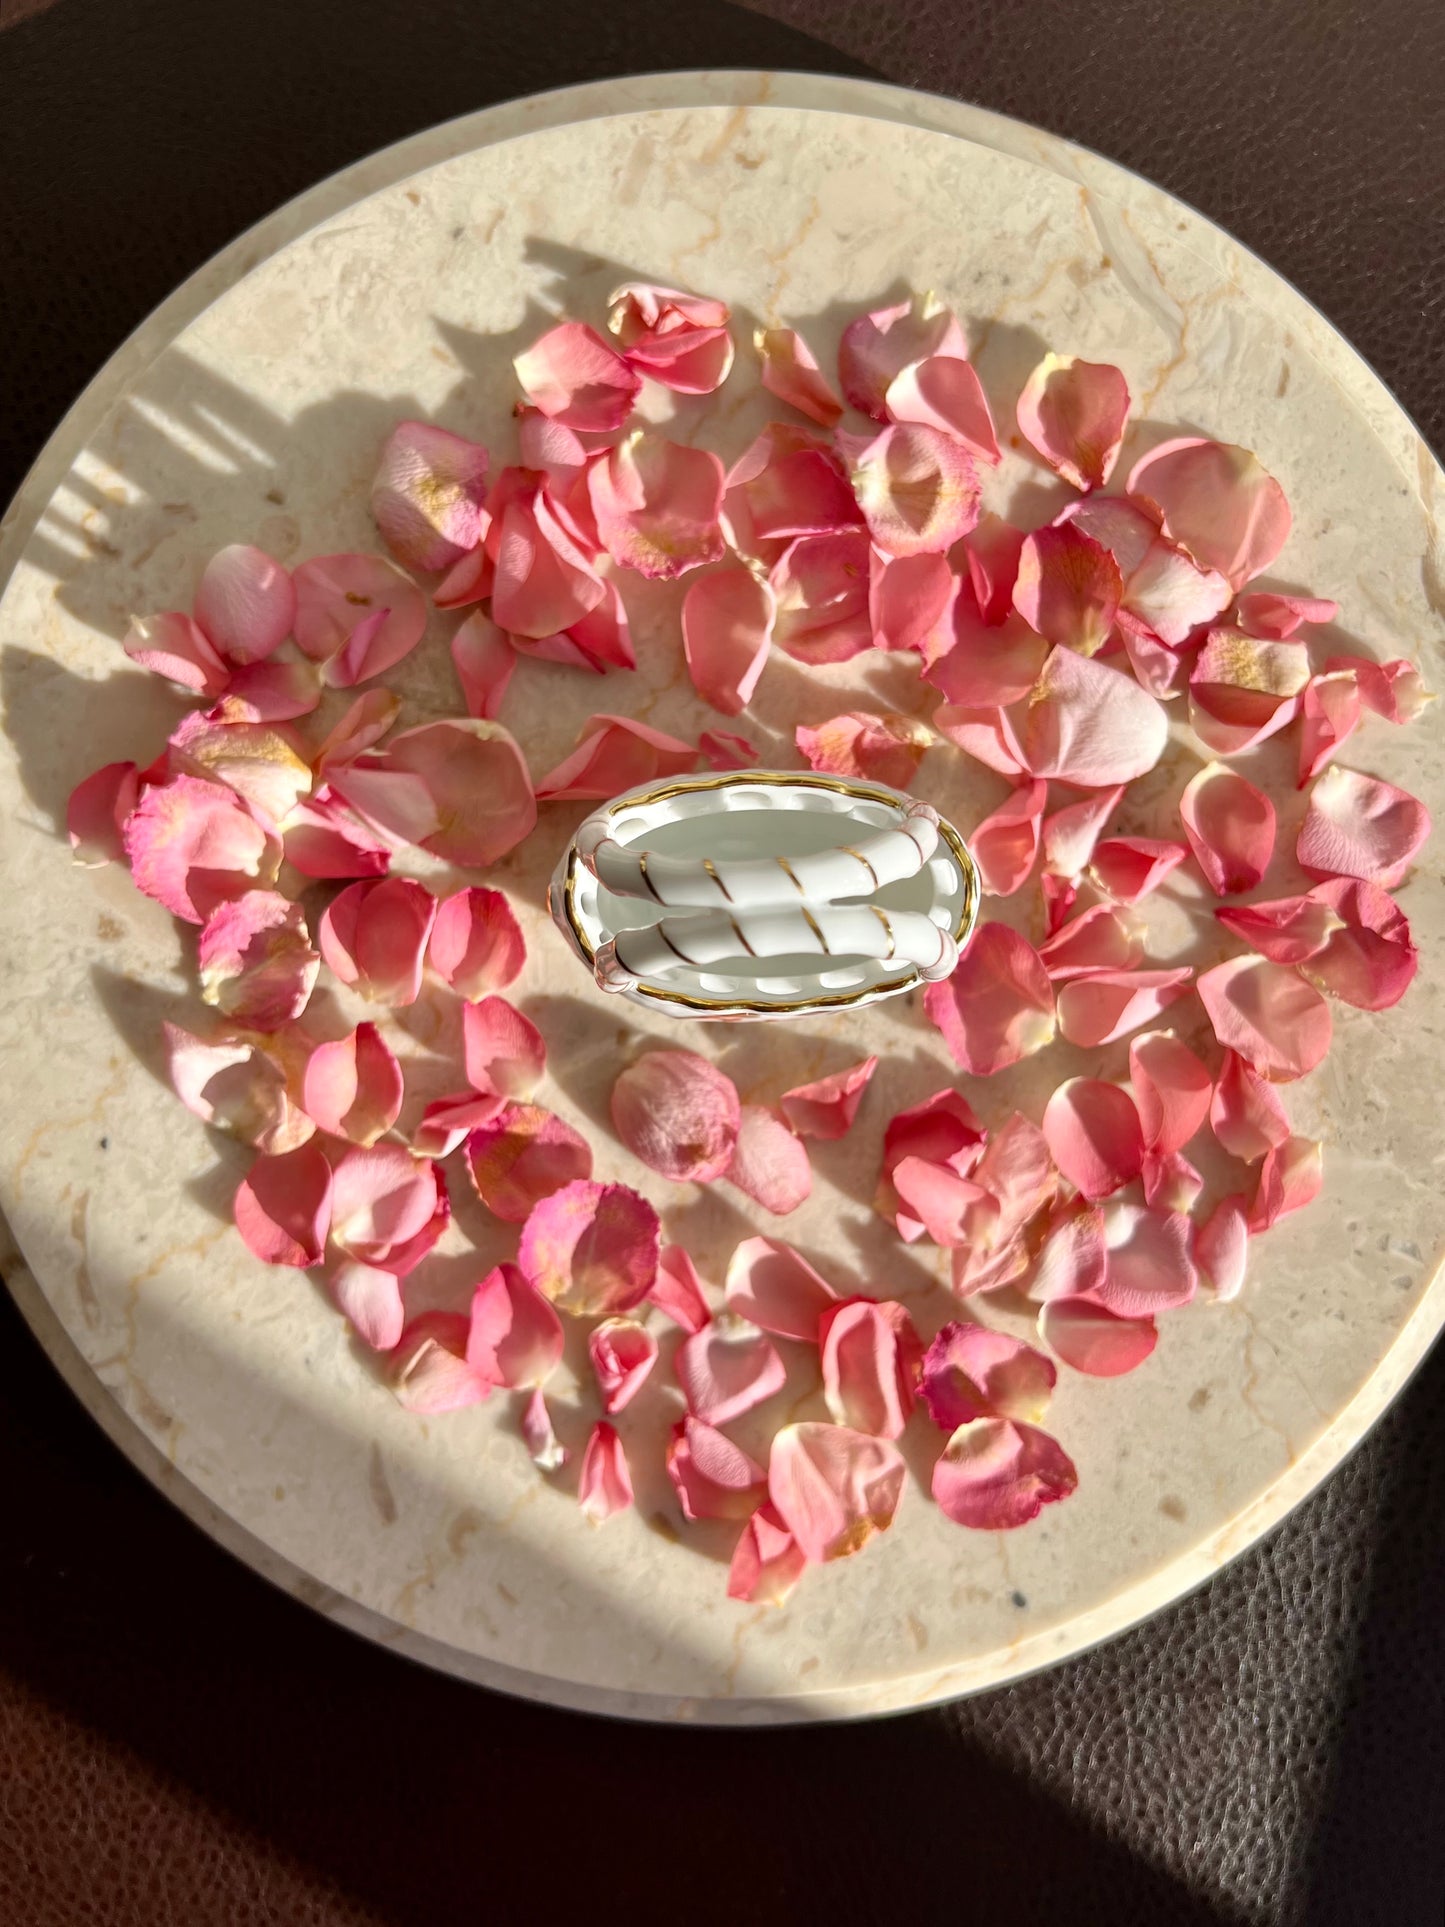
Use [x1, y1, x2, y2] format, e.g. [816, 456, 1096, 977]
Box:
[313, 689, 400, 771]
[330, 718, 537, 868]
[926, 603, 1051, 708]
[392, 1312, 490, 1415]
[450, 611, 515, 721]
[1180, 763, 1277, 894]
[769, 530, 873, 664]
[611, 1049, 740, 1183]
[1128, 437, 1291, 587]
[464, 1262, 564, 1390]
[67, 761, 141, 867]
[889, 1157, 987, 1248]
[1197, 956, 1332, 1081]
[1128, 1031, 1213, 1154]
[727, 1502, 807, 1605]
[281, 789, 392, 880]
[676, 1313, 786, 1425]
[932, 1419, 1077, 1530]
[427, 886, 524, 1001]
[1300, 878, 1418, 1010]
[301, 1023, 403, 1145]
[1189, 627, 1310, 755]
[163, 1022, 313, 1155]
[1037, 904, 1142, 980]
[462, 995, 545, 1101]
[465, 1103, 592, 1222]
[722, 424, 860, 551]
[535, 714, 699, 801]
[1041, 784, 1124, 878]
[923, 922, 1056, 1075]
[650, 1245, 712, 1334]
[514, 321, 641, 432]
[820, 1298, 920, 1438]
[1088, 837, 1188, 904]
[1213, 892, 1339, 966]
[518, 1179, 659, 1317]
[699, 727, 760, 771]
[920, 1322, 1056, 1429]
[123, 611, 229, 694]
[588, 433, 725, 580]
[1298, 670, 1362, 784]
[1017, 354, 1130, 491]
[194, 545, 295, 665]
[756, 327, 843, 427]
[198, 890, 319, 1029]
[682, 565, 774, 715]
[319, 877, 436, 1007]
[123, 775, 280, 924]
[1094, 1203, 1197, 1316]
[1056, 968, 1194, 1047]
[724, 1235, 837, 1341]
[838, 296, 966, 421]
[871, 550, 956, 657]
[667, 1417, 767, 1522]
[588, 1317, 658, 1414]
[883, 1088, 986, 1179]
[1012, 524, 1123, 657]
[795, 711, 931, 790]
[1038, 1297, 1157, 1377]
[1024, 1200, 1108, 1304]
[1041, 872, 1078, 934]
[970, 779, 1047, 896]
[488, 472, 605, 639]
[330, 1143, 443, 1270]
[1296, 765, 1431, 888]
[578, 1422, 634, 1523]
[1141, 1147, 1203, 1213]
[224, 655, 319, 722]
[167, 707, 312, 826]
[292, 553, 427, 687]
[885, 355, 999, 464]
[950, 1113, 1057, 1298]
[234, 1141, 333, 1268]
[1238, 592, 1338, 639]
[1042, 1078, 1145, 1199]
[1248, 1135, 1323, 1233]
[1014, 646, 1169, 787]
[726, 1105, 812, 1216]
[370, 421, 489, 572]
[1194, 1194, 1250, 1300]
[768, 1422, 905, 1563]
[332, 1261, 405, 1352]
[609, 282, 733, 394]
[778, 1056, 879, 1141]
[845, 421, 981, 556]
[521, 1388, 568, 1472]
[433, 544, 494, 610]
[1327, 653, 1432, 725]
[411, 1090, 507, 1160]
[1209, 1050, 1292, 1161]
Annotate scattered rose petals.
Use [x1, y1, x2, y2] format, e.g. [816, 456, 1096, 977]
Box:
[821, 1298, 920, 1437]
[1238, 592, 1338, 639]
[198, 890, 319, 1029]
[1038, 1297, 1157, 1377]
[1249, 1135, 1323, 1233]
[611, 1049, 740, 1183]
[1209, 1050, 1292, 1161]
[1089, 837, 1188, 904]
[514, 321, 640, 432]
[332, 1261, 405, 1352]
[330, 718, 537, 867]
[608, 282, 733, 394]
[1055, 968, 1194, 1048]
[393, 1313, 490, 1415]
[302, 1023, 403, 1145]
[932, 1419, 1077, 1530]
[168, 707, 312, 825]
[1214, 892, 1338, 966]
[535, 714, 699, 801]
[1095, 1203, 1197, 1316]
[465, 1103, 592, 1222]
[920, 1323, 1056, 1430]
[1025, 1199, 1108, 1304]
[123, 775, 280, 924]
[522, 1389, 568, 1472]
[318, 877, 436, 1007]
[924, 922, 1056, 1075]
[756, 326, 843, 427]
[1301, 878, 1419, 1010]
[795, 711, 931, 789]
[770, 530, 873, 663]
[462, 995, 546, 1100]
[1044, 784, 1125, 881]
[1012, 524, 1122, 657]
[282, 788, 391, 880]
[518, 1179, 659, 1317]
[487, 471, 603, 638]
[838, 295, 966, 420]
[578, 1422, 634, 1523]
[1017, 354, 1130, 491]
[1296, 764, 1431, 888]
[411, 1090, 506, 1160]
[724, 1236, 837, 1340]
[124, 611, 229, 694]
[1298, 670, 1362, 784]
[668, 1417, 767, 1522]
[1180, 763, 1277, 894]
[67, 761, 141, 867]
[1128, 437, 1290, 587]
[698, 727, 760, 771]
[1037, 904, 1141, 980]
[722, 423, 860, 550]
[370, 421, 489, 572]
[1128, 1031, 1213, 1154]
[164, 1022, 312, 1155]
[927, 606, 1048, 708]
[779, 1056, 878, 1140]
[1197, 956, 1332, 1081]
[970, 780, 1047, 896]
[768, 1422, 906, 1562]
[427, 886, 525, 1000]
[885, 355, 999, 464]
[726, 1105, 812, 1215]
[727, 1503, 807, 1605]
[587, 1318, 658, 1413]
[1194, 1194, 1250, 1300]
[330, 1144, 444, 1271]
[676, 1313, 786, 1425]
[463, 1263, 565, 1390]
[588, 432, 725, 579]
[234, 1141, 333, 1269]
[450, 610, 515, 720]
[1189, 626, 1310, 755]
[846, 422, 981, 556]
[871, 549, 956, 658]
[651, 1245, 712, 1333]
[1042, 1078, 1145, 1199]
[194, 545, 295, 665]
[292, 553, 427, 687]
[682, 564, 775, 715]
[888, 1157, 986, 1248]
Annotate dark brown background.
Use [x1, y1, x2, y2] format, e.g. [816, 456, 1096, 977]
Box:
[1, 3, 1442, 1922]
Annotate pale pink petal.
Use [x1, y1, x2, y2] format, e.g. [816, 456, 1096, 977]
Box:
[1296, 765, 1431, 889]
[433, 543, 494, 610]
[167, 707, 312, 825]
[1088, 837, 1188, 903]
[465, 1103, 592, 1222]
[489, 475, 605, 639]
[122, 775, 279, 923]
[1194, 1194, 1250, 1300]
[923, 922, 1056, 1075]
[535, 714, 699, 800]
[198, 890, 319, 1029]
[820, 1298, 919, 1439]
[578, 1422, 634, 1523]
[427, 887, 524, 1001]
[1017, 354, 1130, 490]
[770, 530, 874, 664]
[223, 660, 320, 727]
[932, 1419, 1077, 1530]
[845, 422, 981, 556]
[392, 1312, 490, 1414]
[329, 1143, 443, 1269]
[886, 355, 999, 463]
[928, 703, 1027, 777]
[1043, 1078, 1145, 1199]
[1238, 592, 1338, 640]
[1209, 1050, 1292, 1161]
[920, 1321, 1056, 1429]
[466, 1262, 564, 1390]
[1327, 653, 1433, 725]
[1249, 1135, 1323, 1233]
[292, 553, 427, 687]
[1038, 1298, 1157, 1376]
[1013, 646, 1169, 787]
[281, 788, 391, 880]
[667, 1417, 766, 1522]
[1036, 904, 1142, 980]
[123, 611, 229, 694]
[313, 689, 400, 771]
[795, 711, 931, 789]
[1114, 613, 1193, 698]
[587, 432, 725, 580]
[450, 610, 515, 721]
[67, 761, 140, 866]
[234, 1141, 333, 1268]
[1298, 670, 1362, 784]
[514, 321, 640, 432]
[778, 1056, 879, 1141]
[1116, 539, 1231, 647]
[556, 576, 635, 672]
[1128, 1031, 1213, 1154]
[870, 549, 956, 656]
[1141, 1148, 1203, 1213]
[676, 1313, 786, 1425]
[163, 1021, 313, 1155]
[650, 1245, 712, 1333]
[768, 1421, 905, 1562]
[1189, 627, 1310, 755]
[518, 1179, 659, 1317]
[726, 1106, 812, 1215]
[301, 1023, 402, 1145]
[727, 1503, 807, 1604]
[1301, 877, 1418, 1010]
[969, 779, 1047, 896]
[1198, 956, 1331, 1082]
[410, 1090, 506, 1160]
[889, 1157, 988, 1248]
[1128, 437, 1291, 587]
[194, 545, 295, 665]
[610, 1049, 739, 1182]
[724, 1236, 836, 1341]
[1180, 763, 1277, 894]
[332, 1261, 405, 1352]
[1094, 1203, 1197, 1315]
[682, 565, 774, 715]
[318, 877, 436, 1006]
[1042, 784, 1125, 877]
[1056, 968, 1193, 1047]
[926, 602, 1051, 704]
[756, 327, 843, 426]
[588, 1317, 658, 1414]
[698, 728, 760, 771]
[370, 420, 488, 572]
[838, 296, 966, 420]
[331, 717, 537, 868]
[722, 424, 860, 548]
[609, 283, 733, 394]
[1012, 524, 1122, 656]
[462, 995, 545, 1101]
[1214, 892, 1338, 965]
[521, 1388, 568, 1472]
[1024, 1200, 1108, 1303]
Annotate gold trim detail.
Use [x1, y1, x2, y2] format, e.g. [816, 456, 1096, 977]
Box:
[636, 851, 663, 905]
[702, 857, 732, 902]
[801, 907, 830, 954]
[842, 844, 880, 890]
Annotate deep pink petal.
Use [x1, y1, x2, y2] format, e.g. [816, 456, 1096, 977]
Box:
[699, 728, 760, 771]
[1301, 877, 1419, 1010]
[489, 476, 605, 639]
[650, 1244, 712, 1333]
[846, 421, 981, 556]
[1249, 1135, 1323, 1233]
[871, 549, 956, 656]
[194, 545, 295, 665]
[769, 530, 874, 663]
[410, 1090, 506, 1160]
[1013, 646, 1169, 787]
[1093, 1203, 1197, 1315]
[1198, 957, 1332, 1081]
[1298, 670, 1362, 784]
[610, 1049, 740, 1182]
[587, 433, 725, 580]
[667, 1417, 767, 1522]
[427, 886, 524, 1000]
[433, 543, 494, 610]
[757, 327, 844, 426]
[123, 611, 229, 693]
[536, 713, 699, 800]
[68, 762, 140, 866]
[332, 1261, 405, 1352]
[318, 877, 436, 1006]
[221, 662, 317, 731]
[722, 428, 860, 546]
[1128, 437, 1291, 587]
[1089, 836, 1188, 903]
[462, 995, 546, 1101]
[682, 565, 774, 714]
[122, 775, 279, 924]
[1325, 653, 1432, 725]
[292, 553, 427, 687]
[838, 296, 966, 421]
[332, 717, 537, 868]
[928, 703, 1027, 777]
[281, 788, 392, 880]
[1210, 1050, 1292, 1161]
[609, 284, 733, 394]
[198, 890, 319, 1029]
[949, 1114, 1058, 1297]
[518, 1179, 659, 1317]
[234, 1142, 333, 1268]
[1037, 904, 1142, 980]
[1296, 765, 1431, 888]
[723, 1236, 836, 1341]
[1041, 872, 1078, 934]
[1017, 354, 1130, 490]
[514, 321, 641, 432]
[578, 1422, 634, 1523]
[1039, 1297, 1156, 1377]
[370, 420, 489, 572]
[778, 1056, 879, 1141]
[932, 1419, 1077, 1530]
[465, 1103, 592, 1222]
[889, 1157, 988, 1248]
[313, 689, 399, 771]
[1128, 1030, 1213, 1154]
[882, 1088, 986, 1178]
[923, 922, 1056, 1075]
[795, 711, 931, 789]
[450, 610, 515, 721]
[727, 1502, 807, 1604]
[886, 355, 999, 463]
[768, 1422, 905, 1562]
[1055, 968, 1193, 1047]
[676, 1313, 786, 1426]
[392, 1312, 490, 1414]
[1194, 1194, 1250, 1300]
[330, 1143, 442, 1269]
[1180, 763, 1276, 894]
[970, 779, 1047, 896]
[920, 1321, 1056, 1429]
[1043, 1078, 1145, 1199]
[1213, 892, 1337, 965]
[1013, 524, 1122, 656]
[588, 1317, 658, 1414]
[464, 1262, 564, 1390]
[726, 1106, 811, 1215]
[821, 1298, 920, 1438]
[301, 1023, 403, 1145]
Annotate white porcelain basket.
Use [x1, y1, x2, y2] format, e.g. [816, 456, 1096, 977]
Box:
[549, 769, 978, 1021]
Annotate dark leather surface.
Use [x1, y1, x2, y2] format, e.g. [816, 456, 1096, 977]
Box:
[1, 3, 1442, 1923]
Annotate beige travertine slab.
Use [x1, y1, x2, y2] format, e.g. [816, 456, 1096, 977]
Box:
[0, 72, 1440, 1721]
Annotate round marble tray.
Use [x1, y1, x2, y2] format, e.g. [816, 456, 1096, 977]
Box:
[1, 71, 1441, 1724]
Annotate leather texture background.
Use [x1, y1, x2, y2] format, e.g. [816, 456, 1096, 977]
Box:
[0, 2, 1442, 1922]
